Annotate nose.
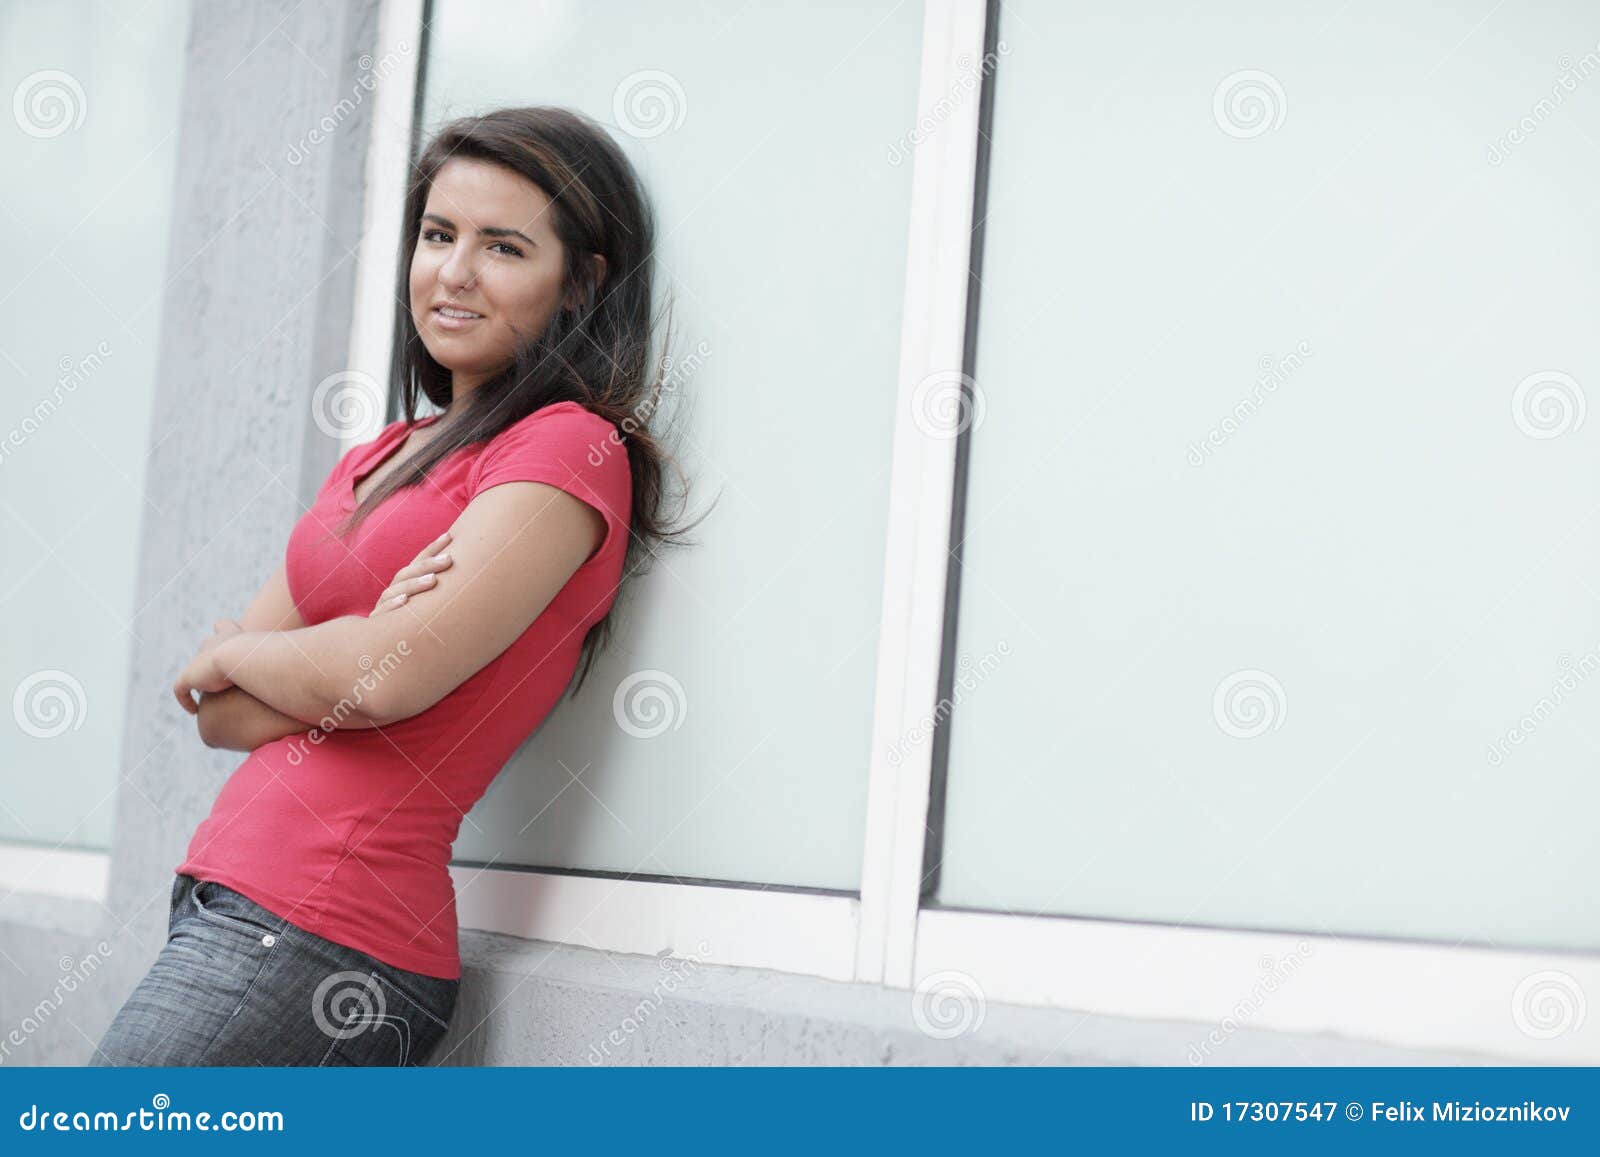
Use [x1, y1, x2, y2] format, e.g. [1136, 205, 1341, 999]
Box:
[438, 242, 479, 293]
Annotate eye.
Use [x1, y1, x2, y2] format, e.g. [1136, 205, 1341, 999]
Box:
[490, 241, 524, 257]
[421, 227, 450, 244]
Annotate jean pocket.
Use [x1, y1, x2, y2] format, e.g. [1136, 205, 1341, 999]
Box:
[314, 971, 454, 1067]
[189, 879, 287, 941]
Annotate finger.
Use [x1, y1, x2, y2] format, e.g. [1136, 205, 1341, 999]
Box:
[413, 535, 450, 562]
[174, 684, 197, 715]
[412, 530, 452, 562]
[382, 568, 443, 607]
[379, 575, 434, 609]
[399, 550, 453, 584]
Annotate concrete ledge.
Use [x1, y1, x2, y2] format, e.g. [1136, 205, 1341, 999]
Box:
[0, 913, 1517, 1067]
[444, 928, 1506, 1067]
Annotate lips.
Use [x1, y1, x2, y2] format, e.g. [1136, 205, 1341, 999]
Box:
[431, 304, 484, 330]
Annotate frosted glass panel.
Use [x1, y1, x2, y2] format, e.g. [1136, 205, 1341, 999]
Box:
[937, 0, 1600, 948]
[0, 0, 190, 849]
[424, 1, 921, 888]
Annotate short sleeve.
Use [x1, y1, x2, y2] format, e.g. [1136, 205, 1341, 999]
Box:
[467, 401, 632, 565]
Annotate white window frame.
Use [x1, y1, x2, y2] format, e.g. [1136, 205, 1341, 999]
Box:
[0, 845, 108, 905]
[351, 0, 1600, 1064]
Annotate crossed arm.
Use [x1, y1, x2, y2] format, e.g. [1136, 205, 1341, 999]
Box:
[185, 480, 607, 751]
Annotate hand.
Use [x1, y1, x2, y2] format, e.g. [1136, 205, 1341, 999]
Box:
[369, 530, 454, 616]
[198, 618, 244, 654]
[173, 647, 234, 715]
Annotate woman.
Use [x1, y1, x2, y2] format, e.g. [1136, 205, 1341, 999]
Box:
[93, 107, 697, 1066]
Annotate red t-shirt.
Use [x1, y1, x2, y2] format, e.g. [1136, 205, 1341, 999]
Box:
[176, 400, 632, 978]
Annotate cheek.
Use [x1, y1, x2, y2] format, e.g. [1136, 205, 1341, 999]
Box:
[410, 249, 443, 295]
[491, 269, 566, 333]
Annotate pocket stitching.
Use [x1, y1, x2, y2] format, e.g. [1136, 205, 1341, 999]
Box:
[315, 973, 415, 1066]
[370, 971, 452, 1031]
[190, 880, 287, 940]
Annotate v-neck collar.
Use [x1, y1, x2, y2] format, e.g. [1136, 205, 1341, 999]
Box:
[341, 414, 443, 512]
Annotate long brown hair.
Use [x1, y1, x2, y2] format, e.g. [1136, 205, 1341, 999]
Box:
[336, 106, 705, 696]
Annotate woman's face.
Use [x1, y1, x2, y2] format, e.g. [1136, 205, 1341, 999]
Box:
[408, 157, 571, 395]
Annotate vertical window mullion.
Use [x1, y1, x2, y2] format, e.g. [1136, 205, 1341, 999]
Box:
[853, 0, 991, 988]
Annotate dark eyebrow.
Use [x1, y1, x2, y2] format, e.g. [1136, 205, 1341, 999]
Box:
[421, 212, 536, 247]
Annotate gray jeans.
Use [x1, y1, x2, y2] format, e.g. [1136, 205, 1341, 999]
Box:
[93, 873, 459, 1066]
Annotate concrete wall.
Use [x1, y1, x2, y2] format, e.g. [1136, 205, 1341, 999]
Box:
[0, 0, 1494, 1068]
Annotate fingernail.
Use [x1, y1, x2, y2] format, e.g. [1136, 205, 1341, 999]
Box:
[436, 552, 451, 564]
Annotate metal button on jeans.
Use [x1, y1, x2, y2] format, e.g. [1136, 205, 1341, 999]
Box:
[262, 934, 276, 947]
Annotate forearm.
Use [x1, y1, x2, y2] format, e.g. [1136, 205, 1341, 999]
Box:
[211, 616, 396, 728]
[196, 687, 313, 752]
